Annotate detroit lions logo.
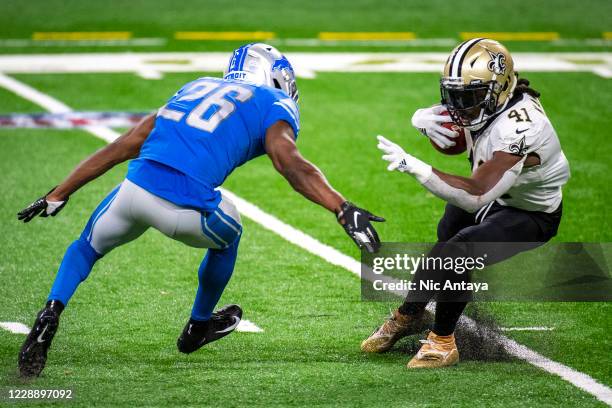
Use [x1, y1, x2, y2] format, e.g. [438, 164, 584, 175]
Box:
[487, 51, 506, 75]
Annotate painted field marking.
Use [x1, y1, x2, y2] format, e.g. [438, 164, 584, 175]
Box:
[277, 38, 458, 47]
[0, 72, 118, 142]
[0, 322, 30, 334]
[319, 32, 416, 41]
[0, 52, 608, 79]
[0, 73, 610, 405]
[0, 319, 263, 335]
[0, 38, 167, 48]
[460, 32, 560, 41]
[175, 31, 275, 41]
[0, 36, 607, 49]
[0, 111, 149, 129]
[501, 327, 555, 332]
[236, 320, 264, 333]
[33, 32, 132, 41]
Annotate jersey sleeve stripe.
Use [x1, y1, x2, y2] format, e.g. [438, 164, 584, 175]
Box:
[273, 100, 300, 125]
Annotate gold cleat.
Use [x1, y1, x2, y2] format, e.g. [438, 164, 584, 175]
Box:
[361, 309, 424, 353]
[407, 331, 459, 369]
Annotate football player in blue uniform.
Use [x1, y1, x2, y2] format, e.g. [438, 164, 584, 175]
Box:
[16, 43, 384, 377]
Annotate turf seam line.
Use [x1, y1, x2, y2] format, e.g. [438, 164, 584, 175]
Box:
[0, 73, 610, 405]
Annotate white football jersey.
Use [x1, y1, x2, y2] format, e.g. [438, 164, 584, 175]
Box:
[467, 93, 570, 213]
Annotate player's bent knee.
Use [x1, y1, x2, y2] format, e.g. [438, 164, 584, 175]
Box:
[437, 204, 474, 242]
[201, 210, 242, 250]
[70, 238, 103, 280]
[437, 220, 456, 242]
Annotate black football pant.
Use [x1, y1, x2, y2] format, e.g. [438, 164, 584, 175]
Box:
[399, 201, 562, 336]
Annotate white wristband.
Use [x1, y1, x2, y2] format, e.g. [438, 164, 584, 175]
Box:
[411, 160, 433, 183]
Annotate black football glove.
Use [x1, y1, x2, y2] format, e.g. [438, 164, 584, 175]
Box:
[336, 201, 385, 253]
[17, 187, 68, 223]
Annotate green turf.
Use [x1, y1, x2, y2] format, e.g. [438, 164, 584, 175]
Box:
[0, 131, 608, 407]
[13, 70, 611, 244]
[0, 0, 610, 53]
[0, 71, 610, 406]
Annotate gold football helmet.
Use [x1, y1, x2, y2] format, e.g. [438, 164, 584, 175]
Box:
[440, 38, 516, 130]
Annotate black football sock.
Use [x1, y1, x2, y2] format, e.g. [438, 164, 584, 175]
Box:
[46, 300, 65, 316]
[398, 301, 427, 317]
[433, 301, 467, 336]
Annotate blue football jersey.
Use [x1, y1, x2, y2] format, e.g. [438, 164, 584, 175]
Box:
[126, 77, 300, 211]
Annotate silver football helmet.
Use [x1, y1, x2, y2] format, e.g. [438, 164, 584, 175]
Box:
[223, 43, 299, 102]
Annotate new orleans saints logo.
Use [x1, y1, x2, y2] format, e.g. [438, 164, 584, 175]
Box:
[487, 51, 506, 75]
[509, 135, 528, 156]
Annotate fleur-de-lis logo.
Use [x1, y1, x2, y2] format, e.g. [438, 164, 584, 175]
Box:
[487, 51, 506, 75]
[509, 136, 528, 156]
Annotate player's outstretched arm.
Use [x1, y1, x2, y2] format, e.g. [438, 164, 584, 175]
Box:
[376, 135, 524, 213]
[17, 114, 156, 222]
[266, 121, 385, 253]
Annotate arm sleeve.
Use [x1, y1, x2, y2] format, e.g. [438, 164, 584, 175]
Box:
[420, 158, 525, 213]
[263, 97, 301, 139]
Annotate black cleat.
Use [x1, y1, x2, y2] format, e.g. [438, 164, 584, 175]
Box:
[177, 304, 242, 354]
[18, 301, 63, 378]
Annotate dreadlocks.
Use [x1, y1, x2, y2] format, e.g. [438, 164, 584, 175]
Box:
[512, 75, 540, 98]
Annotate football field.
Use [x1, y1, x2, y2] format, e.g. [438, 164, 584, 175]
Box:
[0, 1, 611, 406]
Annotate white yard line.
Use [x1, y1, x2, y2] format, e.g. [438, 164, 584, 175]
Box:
[0, 322, 31, 334]
[0, 52, 609, 78]
[1, 73, 610, 406]
[219, 189, 362, 274]
[0, 73, 117, 142]
[236, 320, 264, 333]
[0, 319, 263, 334]
[501, 326, 555, 332]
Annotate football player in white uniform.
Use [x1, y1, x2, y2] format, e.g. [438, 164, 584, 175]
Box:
[361, 39, 570, 368]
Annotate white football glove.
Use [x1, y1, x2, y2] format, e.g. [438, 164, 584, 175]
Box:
[376, 135, 432, 182]
[411, 104, 458, 149]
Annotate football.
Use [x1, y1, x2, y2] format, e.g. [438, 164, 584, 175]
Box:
[430, 114, 467, 155]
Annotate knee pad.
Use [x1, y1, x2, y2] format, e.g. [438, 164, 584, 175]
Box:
[203, 210, 242, 249]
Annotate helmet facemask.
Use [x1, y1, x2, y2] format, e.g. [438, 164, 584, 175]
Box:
[271, 59, 299, 102]
[441, 79, 502, 130]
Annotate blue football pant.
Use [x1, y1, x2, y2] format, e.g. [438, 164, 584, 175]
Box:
[48, 179, 242, 321]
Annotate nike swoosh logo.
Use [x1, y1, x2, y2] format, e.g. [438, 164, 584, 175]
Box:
[216, 316, 240, 334]
[515, 128, 529, 134]
[353, 211, 361, 228]
[36, 325, 48, 343]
